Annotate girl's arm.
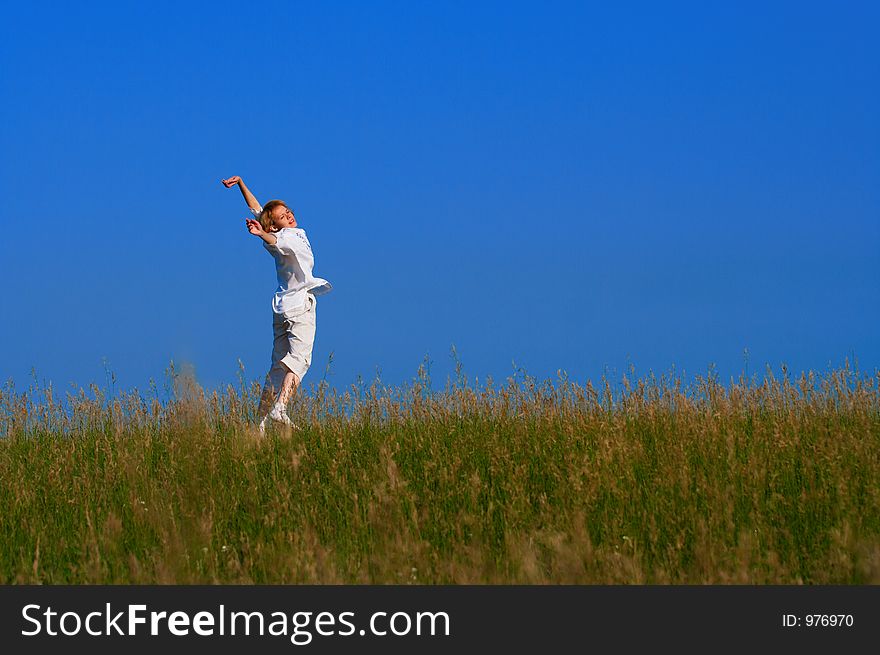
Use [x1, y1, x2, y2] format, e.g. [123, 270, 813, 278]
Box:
[221, 176, 262, 213]
[246, 218, 277, 245]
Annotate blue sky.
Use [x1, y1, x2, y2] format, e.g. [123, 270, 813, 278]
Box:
[1, 1, 877, 394]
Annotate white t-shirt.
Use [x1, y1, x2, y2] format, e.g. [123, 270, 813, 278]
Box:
[251, 206, 332, 316]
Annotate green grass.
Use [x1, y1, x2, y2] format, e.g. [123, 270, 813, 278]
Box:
[1, 362, 878, 583]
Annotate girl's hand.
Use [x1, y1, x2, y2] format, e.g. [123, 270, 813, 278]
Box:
[221, 176, 242, 188]
[245, 218, 265, 237]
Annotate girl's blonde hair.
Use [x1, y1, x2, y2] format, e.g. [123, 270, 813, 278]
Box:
[259, 200, 293, 232]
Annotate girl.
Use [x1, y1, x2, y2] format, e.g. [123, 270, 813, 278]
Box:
[222, 175, 332, 432]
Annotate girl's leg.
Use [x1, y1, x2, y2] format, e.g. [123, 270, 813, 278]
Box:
[273, 369, 300, 409]
[259, 364, 300, 430]
[259, 315, 292, 421]
[256, 375, 278, 418]
[261, 365, 299, 414]
[260, 297, 315, 430]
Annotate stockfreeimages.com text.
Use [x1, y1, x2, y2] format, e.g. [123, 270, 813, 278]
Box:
[22, 603, 451, 645]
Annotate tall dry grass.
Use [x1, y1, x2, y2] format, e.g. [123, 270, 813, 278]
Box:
[1, 360, 878, 584]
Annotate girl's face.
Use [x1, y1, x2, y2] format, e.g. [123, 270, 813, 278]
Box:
[271, 206, 297, 231]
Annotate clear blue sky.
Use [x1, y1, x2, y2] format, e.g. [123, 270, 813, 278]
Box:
[1, 1, 877, 395]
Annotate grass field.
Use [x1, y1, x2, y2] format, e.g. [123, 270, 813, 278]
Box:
[1, 361, 878, 584]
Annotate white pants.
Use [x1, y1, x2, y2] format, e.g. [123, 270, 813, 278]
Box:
[267, 293, 317, 391]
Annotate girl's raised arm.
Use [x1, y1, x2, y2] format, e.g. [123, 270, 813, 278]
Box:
[221, 176, 262, 213]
